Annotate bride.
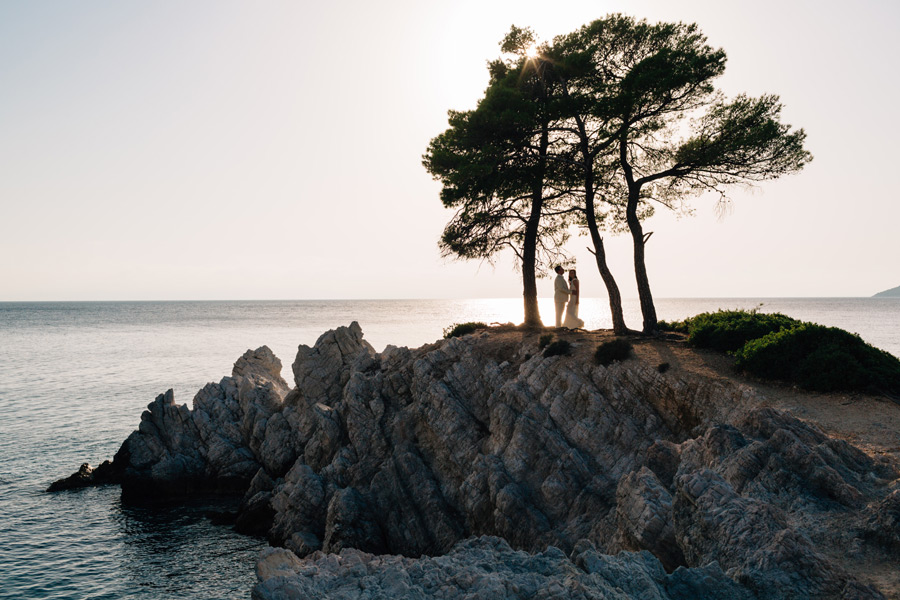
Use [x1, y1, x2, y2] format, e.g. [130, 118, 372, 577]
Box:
[563, 269, 585, 329]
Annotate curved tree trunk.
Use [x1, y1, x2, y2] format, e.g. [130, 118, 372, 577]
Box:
[626, 189, 658, 334]
[586, 219, 627, 334]
[619, 135, 657, 335]
[573, 112, 627, 334]
[584, 185, 627, 334]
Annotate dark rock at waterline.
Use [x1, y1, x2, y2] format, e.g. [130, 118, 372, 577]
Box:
[47, 460, 119, 492]
[235, 492, 276, 537]
[205, 509, 238, 526]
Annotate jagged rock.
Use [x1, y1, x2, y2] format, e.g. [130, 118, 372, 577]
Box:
[113, 388, 210, 499]
[105, 346, 289, 500]
[613, 467, 685, 571]
[234, 345, 288, 384]
[258, 412, 302, 477]
[235, 469, 277, 536]
[321, 486, 387, 555]
[290, 321, 375, 407]
[270, 462, 327, 553]
[252, 536, 753, 600]
[861, 487, 900, 552]
[645, 439, 681, 488]
[255, 547, 305, 583]
[673, 468, 883, 599]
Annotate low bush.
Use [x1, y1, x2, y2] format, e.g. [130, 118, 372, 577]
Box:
[443, 322, 487, 339]
[543, 340, 572, 357]
[734, 324, 900, 394]
[594, 338, 633, 366]
[659, 310, 800, 353]
[657, 319, 689, 334]
[538, 334, 554, 350]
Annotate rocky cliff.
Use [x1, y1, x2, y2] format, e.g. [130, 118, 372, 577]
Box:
[53, 323, 900, 599]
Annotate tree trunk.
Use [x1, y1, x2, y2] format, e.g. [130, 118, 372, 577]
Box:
[521, 119, 550, 328]
[522, 215, 542, 328]
[586, 221, 627, 334]
[574, 112, 627, 334]
[619, 134, 657, 335]
[626, 188, 658, 334]
[583, 187, 627, 334]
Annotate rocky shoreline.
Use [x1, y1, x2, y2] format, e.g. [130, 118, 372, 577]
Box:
[51, 323, 900, 599]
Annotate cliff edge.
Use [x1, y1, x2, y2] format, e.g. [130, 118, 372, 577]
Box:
[52, 323, 900, 599]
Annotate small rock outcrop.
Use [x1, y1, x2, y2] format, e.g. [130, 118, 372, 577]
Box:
[51, 323, 900, 599]
[46, 460, 118, 492]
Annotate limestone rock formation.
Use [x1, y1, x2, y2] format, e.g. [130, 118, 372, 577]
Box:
[51, 323, 900, 598]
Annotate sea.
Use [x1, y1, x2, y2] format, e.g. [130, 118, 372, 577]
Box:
[1, 298, 898, 599]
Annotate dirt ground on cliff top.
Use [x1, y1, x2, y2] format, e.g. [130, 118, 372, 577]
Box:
[477, 325, 900, 597]
[479, 324, 900, 466]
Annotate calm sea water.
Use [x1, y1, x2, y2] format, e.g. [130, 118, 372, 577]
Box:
[1, 298, 897, 599]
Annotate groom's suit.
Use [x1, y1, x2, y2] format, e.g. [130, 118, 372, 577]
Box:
[554, 273, 570, 327]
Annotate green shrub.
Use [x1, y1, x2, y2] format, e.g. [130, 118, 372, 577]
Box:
[734, 324, 900, 394]
[594, 338, 633, 366]
[443, 322, 487, 339]
[657, 319, 688, 333]
[543, 340, 572, 357]
[660, 310, 800, 353]
[538, 334, 554, 350]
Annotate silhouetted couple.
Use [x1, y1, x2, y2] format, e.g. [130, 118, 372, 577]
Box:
[553, 266, 584, 329]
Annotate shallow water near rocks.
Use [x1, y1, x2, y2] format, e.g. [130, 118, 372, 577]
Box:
[1, 298, 897, 599]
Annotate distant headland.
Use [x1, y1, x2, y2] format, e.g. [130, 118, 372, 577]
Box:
[874, 285, 900, 298]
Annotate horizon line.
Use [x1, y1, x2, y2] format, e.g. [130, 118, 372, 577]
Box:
[0, 295, 887, 303]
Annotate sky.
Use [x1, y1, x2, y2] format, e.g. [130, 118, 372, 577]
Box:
[1, 0, 898, 301]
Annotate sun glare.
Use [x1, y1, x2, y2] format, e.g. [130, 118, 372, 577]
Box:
[525, 44, 539, 59]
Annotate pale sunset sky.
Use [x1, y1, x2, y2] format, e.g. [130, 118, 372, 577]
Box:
[1, 0, 897, 301]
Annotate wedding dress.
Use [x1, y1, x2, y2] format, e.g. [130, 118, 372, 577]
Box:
[563, 301, 584, 328]
[563, 278, 584, 328]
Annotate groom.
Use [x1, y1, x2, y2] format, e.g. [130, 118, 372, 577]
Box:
[553, 265, 570, 328]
